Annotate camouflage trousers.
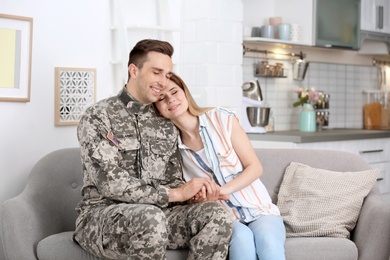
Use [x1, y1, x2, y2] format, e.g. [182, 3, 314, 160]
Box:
[73, 201, 233, 260]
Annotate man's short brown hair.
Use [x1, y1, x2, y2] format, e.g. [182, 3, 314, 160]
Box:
[127, 39, 174, 80]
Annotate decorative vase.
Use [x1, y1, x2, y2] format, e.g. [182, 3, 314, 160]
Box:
[299, 103, 316, 132]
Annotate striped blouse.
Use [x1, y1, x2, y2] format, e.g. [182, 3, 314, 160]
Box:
[178, 107, 280, 223]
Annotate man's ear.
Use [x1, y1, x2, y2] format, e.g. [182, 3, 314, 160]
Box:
[128, 64, 138, 78]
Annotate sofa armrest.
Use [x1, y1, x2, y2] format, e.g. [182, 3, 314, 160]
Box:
[1, 192, 64, 260]
[352, 186, 390, 260]
[1, 148, 82, 260]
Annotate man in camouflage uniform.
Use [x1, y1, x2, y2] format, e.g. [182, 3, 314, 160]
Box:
[73, 39, 232, 260]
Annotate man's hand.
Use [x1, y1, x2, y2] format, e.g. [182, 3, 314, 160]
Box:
[190, 182, 230, 203]
[169, 178, 211, 202]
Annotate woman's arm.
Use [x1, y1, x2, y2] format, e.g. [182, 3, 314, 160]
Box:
[220, 116, 263, 195]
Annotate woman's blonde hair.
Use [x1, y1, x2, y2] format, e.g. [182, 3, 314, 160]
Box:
[168, 73, 213, 116]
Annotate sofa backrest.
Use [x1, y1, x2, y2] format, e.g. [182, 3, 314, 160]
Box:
[256, 148, 373, 202]
[15, 147, 375, 227]
[0, 147, 379, 260]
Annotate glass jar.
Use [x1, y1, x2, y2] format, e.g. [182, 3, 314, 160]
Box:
[323, 94, 330, 109]
[316, 111, 323, 130]
[259, 61, 269, 76]
[275, 63, 284, 77]
[324, 111, 329, 126]
[266, 111, 275, 132]
[268, 65, 275, 77]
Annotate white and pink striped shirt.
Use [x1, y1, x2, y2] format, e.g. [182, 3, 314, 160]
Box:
[178, 107, 280, 223]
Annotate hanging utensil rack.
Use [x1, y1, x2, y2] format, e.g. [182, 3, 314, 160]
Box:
[244, 45, 307, 78]
[373, 58, 390, 67]
[242, 45, 306, 60]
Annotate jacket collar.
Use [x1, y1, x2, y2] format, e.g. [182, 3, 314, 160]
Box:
[118, 86, 154, 116]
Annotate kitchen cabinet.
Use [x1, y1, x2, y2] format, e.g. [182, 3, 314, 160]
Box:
[251, 138, 390, 202]
[315, 0, 360, 49]
[243, 0, 314, 46]
[244, 0, 360, 48]
[274, 0, 314, 46]
[361, 0, 390, 34]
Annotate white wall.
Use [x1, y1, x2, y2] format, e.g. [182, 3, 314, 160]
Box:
[109, 0, 183, 94]
[0, 0, 112, 258]
[180, 0, 243, 113]
[0, 0, 244, 259]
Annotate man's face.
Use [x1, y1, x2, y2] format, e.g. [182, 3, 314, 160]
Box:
[129, 51, 173, 104]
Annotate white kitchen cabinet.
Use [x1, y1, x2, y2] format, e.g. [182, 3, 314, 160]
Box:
[243, 0, 315, 46]
[244, 0, 361, 48]
[361, 0, 390, 34]
[274, 0, 315, 46]
[315, 0, 360, 49]
[251, 138, 390, 202]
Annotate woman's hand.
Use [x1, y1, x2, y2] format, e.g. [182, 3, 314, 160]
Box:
[190, 181, 229, 203]
[169, 178, 210, 202]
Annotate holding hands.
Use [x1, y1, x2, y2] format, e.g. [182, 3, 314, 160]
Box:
[190, 179, 229, 203]
[169, 178, 229, 203]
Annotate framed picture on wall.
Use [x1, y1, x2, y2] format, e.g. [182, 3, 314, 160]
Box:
[0, 14, 33, 102]
[55, 67, 96, 126]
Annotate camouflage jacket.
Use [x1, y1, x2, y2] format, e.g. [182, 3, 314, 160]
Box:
[76, 87, 183, 213]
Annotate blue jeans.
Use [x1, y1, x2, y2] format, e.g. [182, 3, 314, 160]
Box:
[229, 215, 286, 260]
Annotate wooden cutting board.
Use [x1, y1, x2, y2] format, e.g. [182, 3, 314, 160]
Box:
[364, 102, 382, 129]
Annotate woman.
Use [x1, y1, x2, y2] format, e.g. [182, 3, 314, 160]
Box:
[154, 74, 286, 260]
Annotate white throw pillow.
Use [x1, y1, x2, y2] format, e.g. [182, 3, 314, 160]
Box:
[277, 162, 379, 238]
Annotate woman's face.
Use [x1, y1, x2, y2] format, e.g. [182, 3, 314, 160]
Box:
[155, 80, 188, 120]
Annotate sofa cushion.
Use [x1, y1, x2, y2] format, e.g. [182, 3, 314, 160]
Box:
[285, 237, 357, 260]
[37, 232, 102, 260]
[277, 162, 379, 238]
[37, 231, 189, 260]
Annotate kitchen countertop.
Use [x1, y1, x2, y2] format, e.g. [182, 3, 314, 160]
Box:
[247, 128, 390, 143]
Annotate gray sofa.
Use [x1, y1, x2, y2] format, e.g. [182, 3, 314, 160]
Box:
[2, 147, 390, 260]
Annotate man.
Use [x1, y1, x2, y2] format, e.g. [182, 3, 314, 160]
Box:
[73, 39, 232, 260]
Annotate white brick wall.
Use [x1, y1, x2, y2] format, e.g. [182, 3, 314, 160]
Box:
[180, 0, 243, 111]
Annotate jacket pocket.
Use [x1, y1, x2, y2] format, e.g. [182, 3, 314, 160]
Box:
[117, 137, 141, 170]
[141, 139, 174, 180]
[120, 137, 141, 151]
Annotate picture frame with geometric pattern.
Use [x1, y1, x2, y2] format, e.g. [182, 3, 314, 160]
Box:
[54, 67, 96, 126]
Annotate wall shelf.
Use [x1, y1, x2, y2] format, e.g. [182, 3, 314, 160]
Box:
[243, 40, 378, 66]
[244, 37, 309, 47]
[255, 75, 287, 78]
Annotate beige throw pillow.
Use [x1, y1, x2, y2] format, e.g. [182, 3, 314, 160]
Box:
[277, 162, 379, 238]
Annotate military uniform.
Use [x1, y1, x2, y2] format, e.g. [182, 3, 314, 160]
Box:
[73, 87, 232, 260]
